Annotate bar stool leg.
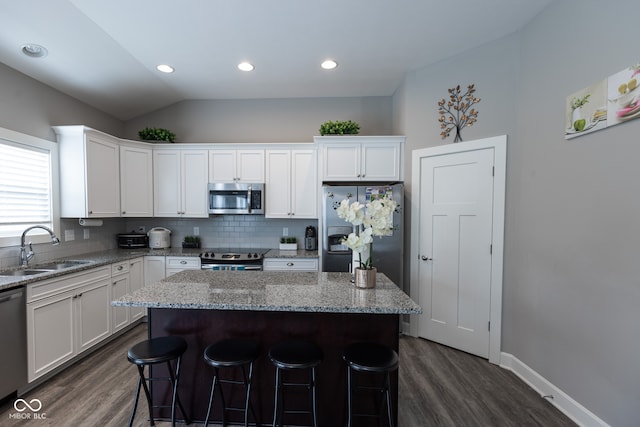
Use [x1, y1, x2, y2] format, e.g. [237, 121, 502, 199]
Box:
[272, 367, 281, 427]
[311, 366, 318, 427]
[243, 363, 257, 427]
[204, 368, 219, 427]
[138, 364, 157, 427]
[346, 366, 353, 427]
[384, 371, 394, 427]
[167, 356, 190, 426]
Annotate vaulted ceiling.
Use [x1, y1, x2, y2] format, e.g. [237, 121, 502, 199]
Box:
[0, 0, 555, 120]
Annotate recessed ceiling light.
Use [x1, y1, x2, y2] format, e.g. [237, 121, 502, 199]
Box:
[321, 59, 338, 70]
[156, 64, 174, 73]
[21, 43, 48, 58]
[238, 62, 255, 72]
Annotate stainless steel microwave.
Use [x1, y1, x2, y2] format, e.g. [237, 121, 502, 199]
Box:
[208, 183, 264, 215]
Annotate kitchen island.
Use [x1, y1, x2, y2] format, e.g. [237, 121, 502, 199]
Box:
[113, 270, 421, 426]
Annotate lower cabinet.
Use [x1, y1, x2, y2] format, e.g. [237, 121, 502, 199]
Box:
[26, 266, 112, 382]
[129, 257, 145, 321]
[166, 256, 200, 276]
[110, 260, 131, 333]
[263, 258, 319, 272]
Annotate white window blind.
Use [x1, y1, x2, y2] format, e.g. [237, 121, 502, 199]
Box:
[0, 139, 53, 238]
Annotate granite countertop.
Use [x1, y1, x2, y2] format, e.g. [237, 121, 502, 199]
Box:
[0, 247, 202, 291]
[113, 270, 421, 315]
[0, 247, 316, 292]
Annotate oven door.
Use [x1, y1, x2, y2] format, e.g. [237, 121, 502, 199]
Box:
[201, 263, 262, 271]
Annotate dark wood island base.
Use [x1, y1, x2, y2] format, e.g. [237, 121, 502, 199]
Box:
[148, 308, 400, 427]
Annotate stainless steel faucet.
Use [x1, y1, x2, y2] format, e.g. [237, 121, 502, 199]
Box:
[20, 225, 61, 266]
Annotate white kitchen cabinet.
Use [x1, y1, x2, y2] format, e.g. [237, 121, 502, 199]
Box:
[209, 149, 264, 182]
[110, 261, 130, 333]
[120, 143, 153, 217]
[166, 256, 201, 277]
[263, 258, 318, 271]
[315, 136, 405, 181]
[129, 257, 145, 321]
[26, 266, 111, 382]
[153, 149, 209, 217]
[54, 126, 121, 217]
[144, 256, 166, 285]
[265, 149, 317, 218]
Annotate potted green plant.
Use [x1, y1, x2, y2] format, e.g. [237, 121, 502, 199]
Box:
[138, 127, 177, 142]
[182, 235, 201, 249]
[319, 120, 360, 136]
[279, 237, 297, 250]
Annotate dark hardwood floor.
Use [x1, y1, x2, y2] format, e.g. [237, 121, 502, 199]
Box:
[0, 323, 575, 426]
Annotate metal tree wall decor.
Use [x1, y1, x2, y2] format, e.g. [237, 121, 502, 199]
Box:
[438, 84, 481, 142]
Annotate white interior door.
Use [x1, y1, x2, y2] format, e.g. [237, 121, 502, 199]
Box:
[411, 136, 506, 363]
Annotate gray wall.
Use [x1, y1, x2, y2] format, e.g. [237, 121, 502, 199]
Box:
[393, 0, 639, 425]
[123, 97, 393, 143]
[0, 63, 123, 141]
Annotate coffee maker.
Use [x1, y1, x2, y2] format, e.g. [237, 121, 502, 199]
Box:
[305, 226, 317, 251]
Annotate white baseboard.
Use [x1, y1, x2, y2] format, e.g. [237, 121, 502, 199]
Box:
[500, 352, 609, 427]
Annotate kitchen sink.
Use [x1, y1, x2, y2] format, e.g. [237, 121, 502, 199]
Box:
[33, 260, 92, 270]
[0, 269, 50, 276]
[0, 260, 93, 277]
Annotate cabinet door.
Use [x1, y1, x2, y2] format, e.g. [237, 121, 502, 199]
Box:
[209, 150, 237, 182]
[86, 133, 120, 217]
[153, 150, 182, 217]
[322, 144, 360, 181]
[265, 150, 291, 218]
[237, 150, 265, 182]
[120, 145, 153, 217]
[361, 144, 401, 180]
[111, 274, 130, 333]
[129, 257, 145, 321]
[181, 150, 209, 217]
[27, 292, 75, 382]
[76, 279, 111, 353]
[291, 150, 317, 218]
[144, 256, 166, 285]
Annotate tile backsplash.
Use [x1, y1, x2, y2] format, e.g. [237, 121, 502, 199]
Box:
[0, 216, 318, 269]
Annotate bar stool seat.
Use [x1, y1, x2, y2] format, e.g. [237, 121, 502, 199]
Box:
[127, 336, 191, 427]
[343, 342, 398, 427]
[269, 341, 323, 427]
[203, 339, 259, 427]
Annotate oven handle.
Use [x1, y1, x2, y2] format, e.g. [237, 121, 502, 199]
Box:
[201, 264, 262, 271]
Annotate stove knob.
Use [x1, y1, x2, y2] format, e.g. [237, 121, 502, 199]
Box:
[210, 252, 215, 258]
[253, 253, 259, 258]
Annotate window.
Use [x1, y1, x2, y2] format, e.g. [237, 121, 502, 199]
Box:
[0, 127, 58, 246]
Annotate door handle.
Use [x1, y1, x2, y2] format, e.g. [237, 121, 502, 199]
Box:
[421, 255, 432, 261]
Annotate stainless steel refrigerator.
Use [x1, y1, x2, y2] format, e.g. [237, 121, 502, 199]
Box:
[322, 183, 404, 287]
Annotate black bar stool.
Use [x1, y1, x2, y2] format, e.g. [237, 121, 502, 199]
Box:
[127, 336, 191, 427]
[203, 338, 259, 427]
[268, 340, 323, 427]
[343, 342, 398, 427]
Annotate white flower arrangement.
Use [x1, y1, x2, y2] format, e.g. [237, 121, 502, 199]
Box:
[336, 196, 397, 269]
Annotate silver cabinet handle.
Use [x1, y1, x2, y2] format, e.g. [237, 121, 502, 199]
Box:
[287, 262, 294, 266]
[180, 260, 187, 264]
[421, 255, 432, 261]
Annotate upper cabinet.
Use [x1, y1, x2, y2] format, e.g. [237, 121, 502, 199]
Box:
[209, 149, 264, 183]
[54, 126, 120, 218]
[120, 143, 153, 217]
[153, 149, 209, 218]
[265, 148, 317, 219]
[315, 136, 405, 182]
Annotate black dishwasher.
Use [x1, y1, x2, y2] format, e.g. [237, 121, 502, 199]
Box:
[0, 286, 27, 400]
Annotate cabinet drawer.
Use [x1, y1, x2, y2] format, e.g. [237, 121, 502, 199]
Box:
[166, 257, 200, 269]
[263, 258, 318, 271]
[111, 260, 130, 276]
[27, 266, 111, 303]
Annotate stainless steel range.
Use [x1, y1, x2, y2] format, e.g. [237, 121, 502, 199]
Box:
[199, 248, 266, 271]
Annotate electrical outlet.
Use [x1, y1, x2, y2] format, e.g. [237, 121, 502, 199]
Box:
[283, 227, 288, 237]
[193, 227, 200, 236]
[137, 226, 146, 233]
[65, 229, 75, 241]
[84, 229, 90, 239]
